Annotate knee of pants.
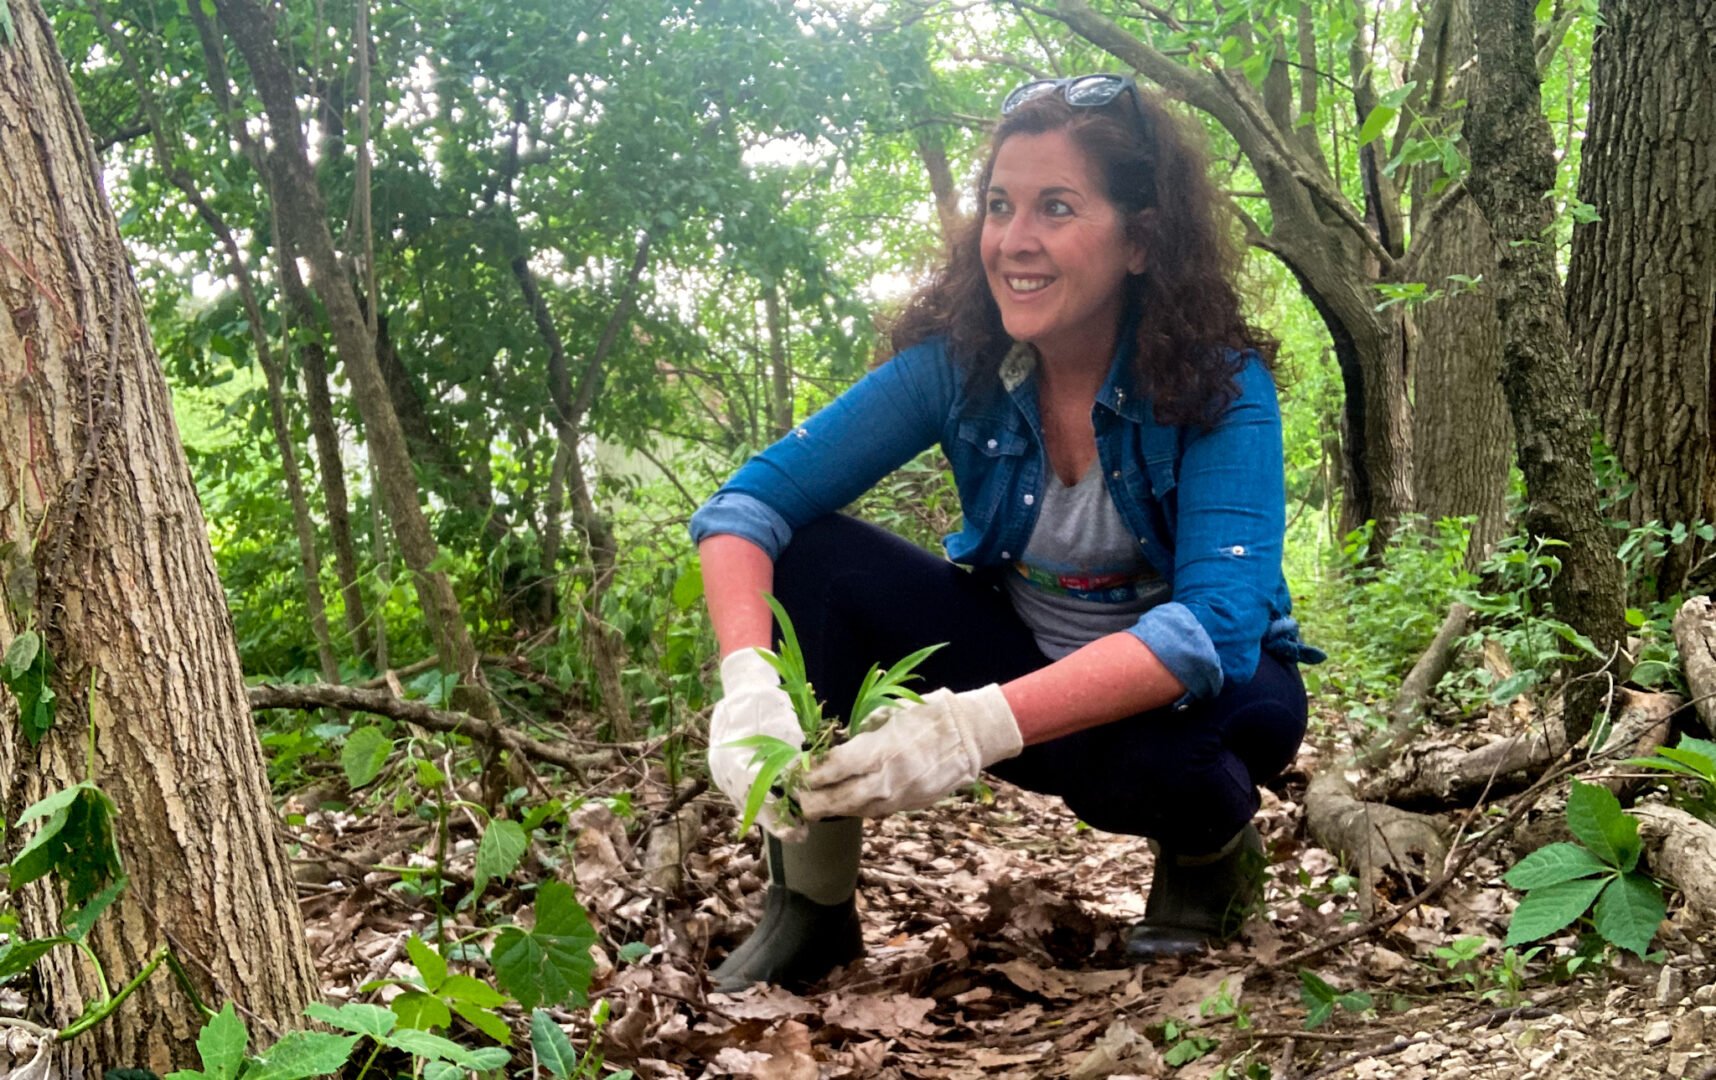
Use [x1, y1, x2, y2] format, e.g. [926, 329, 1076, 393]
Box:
[1062, 752, 1260, 853]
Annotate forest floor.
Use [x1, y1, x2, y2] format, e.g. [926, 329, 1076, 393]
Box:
[295, 733, 1716, 1080]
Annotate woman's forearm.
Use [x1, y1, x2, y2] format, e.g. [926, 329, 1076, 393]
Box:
[1001, 632, 1187, 745]
[698, 534, 777, 658]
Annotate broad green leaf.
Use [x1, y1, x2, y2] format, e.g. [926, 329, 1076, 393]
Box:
[197, 1003, 249, 1080]
[490, 880, 597, 1009]
[474, 819, 529, 896]
[15, 782, 86, 826]
[1505, 876, 1608, 946]
[423, 1064, 461, 1080]
[386, 1027, 506, 1068]
[439, 973, 508, 1008]
[1297, 968, 1337, 1005]
[303, 1002, 395, 1039]
[1593, 872, 1666, 957]
[342, 726, 393, 789]
[670, 565, 703, 610]
[0, 936, 72, 981]
[1504, 843, 1610, 890]
[406, 935, 447, 991]
[1356, 104, 1396, 146]
[246, 1031, 360, 1080]
[390, 989, 451, 1031]
[1565, 781, 1641, 871]
[63, 873, 128, 941]
[1488, 670, 1538, 705]
[531, 1009, 579, 1079]
[3, 629, 40, 678]
[1378, 81, 1417, 109]
[451, 998, 513, 1044]
[9, 785, 123, 905]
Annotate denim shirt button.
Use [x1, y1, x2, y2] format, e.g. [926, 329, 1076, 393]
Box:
[1023, 493, 1034, 506]
[1001, 551, 1011, 560]
[986, 438, 998, 449]
[1112, 470, 1122, 480]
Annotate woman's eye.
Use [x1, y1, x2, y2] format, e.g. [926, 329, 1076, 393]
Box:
[1044, 198, 1073, 217]
[986, 197, 1012, 215]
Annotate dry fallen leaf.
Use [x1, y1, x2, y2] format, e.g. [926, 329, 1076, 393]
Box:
[1070, 1019, 1166, 1080]
[823, 991, 939, 1036]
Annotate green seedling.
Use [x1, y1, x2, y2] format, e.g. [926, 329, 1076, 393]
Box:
[727, 594, 943, 834]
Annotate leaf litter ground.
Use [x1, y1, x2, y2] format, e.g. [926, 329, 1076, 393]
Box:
[280, 739, 1716, 1080]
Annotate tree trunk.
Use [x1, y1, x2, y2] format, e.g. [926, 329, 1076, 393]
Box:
[1566, 0, 1716, 600]
[0, 3, 318, 1069]
[764, 284, 793, 439]
[1408, 0, 1512, 566]
[1464, 0, 1627, 742]
[211, 0, 495, 719]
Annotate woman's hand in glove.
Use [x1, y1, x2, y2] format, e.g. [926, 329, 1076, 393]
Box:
[798, 685, 1023, 820]
[707, 648, 806, 840]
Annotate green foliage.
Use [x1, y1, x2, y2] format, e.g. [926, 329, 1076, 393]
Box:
[532, 1002, 633, 1080]
[9, 782, 124, 906]
[2, 629, 56, 745]
[341, 725, 394, 790]
[490, 880, 598, 1010]
[1625, 734, 1716, 821]
[1505, 781, 1665, 957]
[472, 819, 529, 898]
[362, 936, 511, 1044]
[1295, 517, 1474, 727]
[1297, 969, 1372, 1030]
[731, 595, 942, 834]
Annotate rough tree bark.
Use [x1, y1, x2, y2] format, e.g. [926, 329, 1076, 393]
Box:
[1464, 0, 1627, 742]
[1565, 0, 1716, 600]
[1408, 0, 1512, 566]
[0, 3, 318, 1069]
[211, 0, 495, 717]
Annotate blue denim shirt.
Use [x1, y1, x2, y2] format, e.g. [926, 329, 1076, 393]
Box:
[689, 333, 1321, 700]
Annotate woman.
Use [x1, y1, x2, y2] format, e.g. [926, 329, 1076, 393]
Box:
[691, 75, 1319, 993]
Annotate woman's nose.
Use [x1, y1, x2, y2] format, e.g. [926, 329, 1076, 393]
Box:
[1001, 211, 1041, 254]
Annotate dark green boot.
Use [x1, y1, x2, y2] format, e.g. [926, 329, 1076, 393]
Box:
[710, 818, 863, 993]
[1124, 824, 1264, 961]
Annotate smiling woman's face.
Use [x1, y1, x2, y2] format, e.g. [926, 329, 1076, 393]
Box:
[979, 129, 1145, 366]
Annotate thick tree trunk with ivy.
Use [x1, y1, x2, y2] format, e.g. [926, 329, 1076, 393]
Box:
[1565, 0, 1716, 600]
[1464, 0, 1626, 742]
[0, 3, 318, 1070]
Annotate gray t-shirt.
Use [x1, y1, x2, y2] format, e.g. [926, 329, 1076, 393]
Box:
[1004, 458, 1171, 659]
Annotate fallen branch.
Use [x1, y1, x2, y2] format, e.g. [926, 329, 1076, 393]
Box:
[1634, 803, 1716, 929]
[250, 682, 595, 774]
[1303, 771, 1448, 918]
[1360, 602, 1471, 770]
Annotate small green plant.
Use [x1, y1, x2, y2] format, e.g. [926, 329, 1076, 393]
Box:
[361, 935, 511, 1043]
[1428, 935, 1536, 1004]
[1297, 969, 1372, 1029]
[1625, 733, 1716, 822]
[2, 628, 55, 745]
[1160, 1017, 1218, 1065]
[728, 595, 943, 833]
[1505, 780, 1666, 957]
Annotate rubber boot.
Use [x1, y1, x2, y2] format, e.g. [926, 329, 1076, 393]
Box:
[1124, 823, 1264, 961]
[710, 817, 864, 993]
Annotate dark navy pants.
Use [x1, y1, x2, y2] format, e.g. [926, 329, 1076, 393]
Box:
[771, 515, 1307, 855]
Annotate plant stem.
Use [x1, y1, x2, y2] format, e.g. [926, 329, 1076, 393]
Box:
[85, 665, 98, 785]
[59, 945, 168, 1040]
[76, 939, 112, 1004]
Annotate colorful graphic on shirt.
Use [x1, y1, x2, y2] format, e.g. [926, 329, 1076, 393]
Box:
[1013, 560, 1158, 604]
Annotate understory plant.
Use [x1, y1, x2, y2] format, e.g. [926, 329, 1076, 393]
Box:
[728, 595, 943, 833]
[1505, 780, 1665, 957]
[1626, 733, 1716, 822]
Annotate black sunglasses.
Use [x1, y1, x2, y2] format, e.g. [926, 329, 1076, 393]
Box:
[1001, 73, 1143, 119]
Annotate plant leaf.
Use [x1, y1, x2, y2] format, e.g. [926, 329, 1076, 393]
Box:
[1505, 876, 1608, 946]
[304, 1002, 395, 1039]
[1592, 872, 1666, 957]
[245, 1031, 360, 1080]
[474, 819, 529, 897]
[63, 873, 127, 941]
[490, 880, 597, 1009]
[1504, 843, 1610, 890]
[341, 725, 393, 789]
[405, 935, 447, 991]
[196, 1003, 249, 1080]
[0, 936, 71, 982]
[531, 1009, 580, 1078]
[450, 998, 513, 1044]
[1356, 104, 1396, 145]
[390, 989, 451, 1032]
[1565, 780, 1641, 871]
[439, 973, 508, 1008]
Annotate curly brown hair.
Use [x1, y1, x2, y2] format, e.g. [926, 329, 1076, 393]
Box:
[888, 82, 1276, 427]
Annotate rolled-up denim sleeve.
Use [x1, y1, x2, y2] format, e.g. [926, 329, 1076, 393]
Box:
[688, 342, 954, 559]
[1125, 356, 1285, 699]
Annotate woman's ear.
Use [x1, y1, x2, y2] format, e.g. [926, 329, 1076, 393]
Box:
[1127, 209, 1154, 275]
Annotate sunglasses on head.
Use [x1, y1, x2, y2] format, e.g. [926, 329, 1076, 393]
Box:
[1001, 73, 1143, 118]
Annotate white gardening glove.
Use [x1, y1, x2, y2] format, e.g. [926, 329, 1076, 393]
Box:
[798, 685, 1023, 820]
[708, 648, 807, 841]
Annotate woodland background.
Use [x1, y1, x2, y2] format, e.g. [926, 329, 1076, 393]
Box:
[0, 0, 1714, 1076]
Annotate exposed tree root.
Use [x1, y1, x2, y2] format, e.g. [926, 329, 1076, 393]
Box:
[1634, 804, 1716, 930]
[1303, 771, 1448, 917]
[1356, 688, 1676, 808]
[1673, 596, 1716, 736]
[1361, 601, 1472, 769]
